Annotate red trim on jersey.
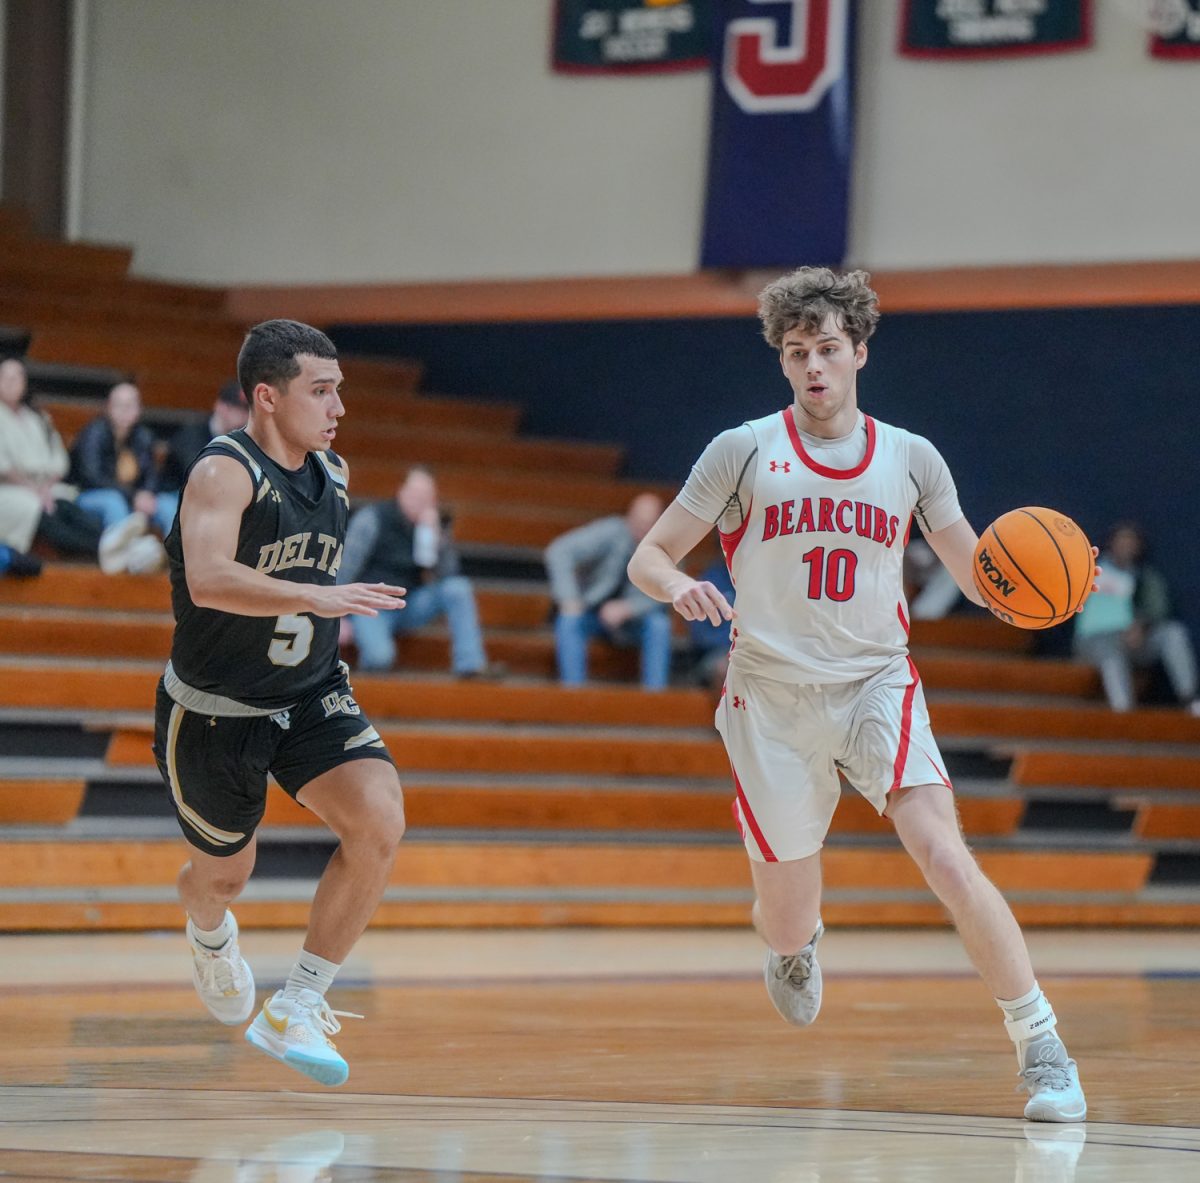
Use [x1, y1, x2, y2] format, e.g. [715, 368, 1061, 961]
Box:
[718, 496, 753, 573]
[889, 656, 921, 791]
[897, 601, 910, 637]
[925, 751, 953, 790]
[731, 764, 777, 862]
[783, 408, 876, 480]
[902, 514, 913, 548]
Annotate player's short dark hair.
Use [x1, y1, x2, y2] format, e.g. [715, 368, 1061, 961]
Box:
[237, 320, 337, 401]
[757, 267, 880, 350]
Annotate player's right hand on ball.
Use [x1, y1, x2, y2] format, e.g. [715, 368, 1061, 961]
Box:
[671, 579, 734, 626]
[310, 582, 407, 618]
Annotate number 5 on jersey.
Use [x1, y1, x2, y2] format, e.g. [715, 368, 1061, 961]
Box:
[269, 613, 314, 667]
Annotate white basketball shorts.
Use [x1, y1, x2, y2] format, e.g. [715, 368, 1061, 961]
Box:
[715, 655, 953, 863]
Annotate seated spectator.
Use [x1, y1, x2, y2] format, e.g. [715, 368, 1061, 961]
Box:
[338, 466, 497, 678]
[545, 493, 671, 691]
[689, 557, 735, 697]
[70, 381, 174, 540]
[156, 379, 249, 525]
[1073, 522, 1199, 715]
[0, 356, 145, 571]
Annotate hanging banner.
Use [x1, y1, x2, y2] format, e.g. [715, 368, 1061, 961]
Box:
[701, 0, 855, 269]
[899, 0, 1093, 59]
[552, 0, 713, 73]
[1149, 0, 1200, 58]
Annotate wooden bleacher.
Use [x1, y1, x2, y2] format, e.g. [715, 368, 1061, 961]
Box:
[2, 207, 1200, 931]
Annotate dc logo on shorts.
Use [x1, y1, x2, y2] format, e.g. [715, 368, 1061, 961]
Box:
[321, 691, 361, 719]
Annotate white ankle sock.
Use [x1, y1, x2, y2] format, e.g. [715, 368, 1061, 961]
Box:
[283, 949, 340, 1001]
[189, 910, 234, 952]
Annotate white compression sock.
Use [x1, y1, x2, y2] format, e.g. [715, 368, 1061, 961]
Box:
[283, 949, 341, 1001]
[188, 910, 234, 952]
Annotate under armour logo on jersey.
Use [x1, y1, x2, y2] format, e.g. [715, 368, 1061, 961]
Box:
[769, 460, 791, 473]
[731, 695, 747, 710]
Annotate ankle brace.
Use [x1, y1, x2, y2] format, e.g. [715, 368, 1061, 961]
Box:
[998, 986, 1058, 1045]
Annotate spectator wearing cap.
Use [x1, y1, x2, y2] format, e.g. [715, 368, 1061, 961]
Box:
[156, 380, 250, 527]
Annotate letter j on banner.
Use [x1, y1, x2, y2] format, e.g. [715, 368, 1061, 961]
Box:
[701, 0, 855, 269]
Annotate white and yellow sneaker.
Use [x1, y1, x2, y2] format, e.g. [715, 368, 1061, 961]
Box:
[244, 988, 357, 1087]
[187, 912, 255, 1025]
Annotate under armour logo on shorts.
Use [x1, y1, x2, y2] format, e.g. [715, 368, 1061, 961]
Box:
[270, 710, 292, 731]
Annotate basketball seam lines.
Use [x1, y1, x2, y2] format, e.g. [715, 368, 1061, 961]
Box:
[1016, 508, 1072, 618]
[986, 526, 1057, 619]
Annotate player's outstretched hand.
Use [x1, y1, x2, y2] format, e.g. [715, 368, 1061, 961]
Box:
[671, 579, 734, 627]
[310, 582, 407, 619]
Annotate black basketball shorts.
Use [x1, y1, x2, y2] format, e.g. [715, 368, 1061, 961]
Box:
[152, 670, 394, 857]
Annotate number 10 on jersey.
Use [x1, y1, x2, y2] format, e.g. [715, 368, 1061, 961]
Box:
[802, 546, 857, 602]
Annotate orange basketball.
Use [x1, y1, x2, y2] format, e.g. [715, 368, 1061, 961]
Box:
[973, 507, 1093, 630]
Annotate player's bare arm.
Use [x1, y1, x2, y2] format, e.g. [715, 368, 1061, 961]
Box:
[923, 516, 988, 608]
[628, 501, 734, 626]
[181, 454, 406, 618]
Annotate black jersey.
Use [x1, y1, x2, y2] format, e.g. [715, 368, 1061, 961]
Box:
[163, 429, 349, 713]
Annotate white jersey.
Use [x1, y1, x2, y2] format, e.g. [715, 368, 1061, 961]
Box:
[679, 409, 962, 685]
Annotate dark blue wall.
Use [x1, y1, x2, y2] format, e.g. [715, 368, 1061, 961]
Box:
[332, 306, 1200, 646]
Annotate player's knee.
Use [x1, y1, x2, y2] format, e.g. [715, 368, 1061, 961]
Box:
[182, 859, 252, 900]
[918, 836, 979, 902]
[754, 901, 819, 955]
[345, 790, 406, 856]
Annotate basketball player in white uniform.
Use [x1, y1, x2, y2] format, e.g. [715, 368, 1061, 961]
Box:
[628, 268, 1087, 1122]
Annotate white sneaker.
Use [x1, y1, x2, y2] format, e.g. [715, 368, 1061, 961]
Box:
[244, 988, 358, 1087]
[124, 533, 167, 575]
[1019, 1037, 1088, 1122]
[764, 919, 824, 1027]
[187, 912, 255, 1025]
[98, 512, 148, 574]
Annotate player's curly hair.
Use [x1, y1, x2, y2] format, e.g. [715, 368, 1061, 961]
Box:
[757, 267, 880, 350]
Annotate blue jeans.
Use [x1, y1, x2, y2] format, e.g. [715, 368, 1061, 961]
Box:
[555, 607, 672, 691]
[77, 488, 176, 536]
[351, 575, 486, 674]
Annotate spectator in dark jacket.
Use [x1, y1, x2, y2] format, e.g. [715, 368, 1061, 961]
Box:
[338, 466, 496, 677]
[156, 380, 249, 526]
[70, 382, 174, 538]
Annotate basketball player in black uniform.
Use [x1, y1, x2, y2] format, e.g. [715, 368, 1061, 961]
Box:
[153, 320, 407, 1086]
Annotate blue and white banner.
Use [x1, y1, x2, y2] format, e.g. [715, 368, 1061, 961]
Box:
[701, 0, 855, 269]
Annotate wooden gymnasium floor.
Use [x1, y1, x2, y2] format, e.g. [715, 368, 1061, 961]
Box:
[1, 928, 1198, 1181]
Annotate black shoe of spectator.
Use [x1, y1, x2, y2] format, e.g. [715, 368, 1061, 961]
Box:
[3, 550, 43, 577]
